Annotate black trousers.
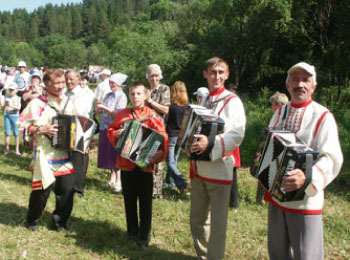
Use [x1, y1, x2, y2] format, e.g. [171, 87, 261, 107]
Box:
[27, 173, 75, 228]
[121, 169, 153, 242]
[71, 151, 89, 195]
[229, 167, 239, 208]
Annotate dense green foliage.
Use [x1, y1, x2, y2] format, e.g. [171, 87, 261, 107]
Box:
[0, 0, 349, 170]
[1, 0, 350, 96]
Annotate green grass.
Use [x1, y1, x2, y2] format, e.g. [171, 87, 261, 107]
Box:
[0, 101, 349, 259]
[0, 147, 349, 259]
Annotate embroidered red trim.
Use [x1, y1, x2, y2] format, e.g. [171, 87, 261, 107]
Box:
[315, 164, 327, 189]
[291, 99, 312, 108]
[209, 87, 226, 96]
[264, 193, 323, 215]
[218, 95, 236, 115]
[314, 111, 328, 137]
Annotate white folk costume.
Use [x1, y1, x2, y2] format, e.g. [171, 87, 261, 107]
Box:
[266, 99, 343, 260]
[190, 86, 246, 260]
[19, 95, 74, 190]
[19, 94, 76, 230]
[266, 99, 343, 213]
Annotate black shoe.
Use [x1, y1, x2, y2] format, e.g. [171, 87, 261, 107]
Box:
[26, 224, 38, 232]
[52, 219, 70, 233]
[138, 239, 149, 247]
[56, 225, 70, 233]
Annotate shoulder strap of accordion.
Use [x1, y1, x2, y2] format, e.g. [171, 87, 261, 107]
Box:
[129, 108, 157, 123]
[281, 104, 289, 130]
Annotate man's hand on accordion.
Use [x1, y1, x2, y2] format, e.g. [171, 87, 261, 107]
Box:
[40, 124, 58, 137]
[282, 169, 306, 192]
[191, 134, 209, 155]
[148, 150, 164, 164]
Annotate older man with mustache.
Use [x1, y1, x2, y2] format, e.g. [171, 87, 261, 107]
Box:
[265, 62, 343, 260]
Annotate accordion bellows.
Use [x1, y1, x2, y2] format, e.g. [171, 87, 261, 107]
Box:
[115, 120, 164, 169]
[251, 128, 318, 202]
[51, 114, 96, 154]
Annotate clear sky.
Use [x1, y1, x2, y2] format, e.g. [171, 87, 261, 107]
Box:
[0, 0, 83, 13]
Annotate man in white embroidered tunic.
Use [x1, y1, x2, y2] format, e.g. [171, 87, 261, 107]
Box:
[20, 69, 75, 232]
[189, 57, 246, 260]
[266, 62, 343, 260]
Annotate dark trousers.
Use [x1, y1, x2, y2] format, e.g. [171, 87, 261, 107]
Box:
[71, 151, 89, 195]
[229, 167, 239, 208]
[121, 169, 153, 242]
[27, 173, 75, 228]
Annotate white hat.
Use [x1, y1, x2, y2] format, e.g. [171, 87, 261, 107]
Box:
[99, 69, 111, 76]
[6, 82, 18, 90]
[17, 61, 27, 68]
[146, 64, 163, 80]
[193, 87, 209, 97]
[109, 73, 128, 87]
[287, 62, 317, 85]
[30, 71, 42, 83]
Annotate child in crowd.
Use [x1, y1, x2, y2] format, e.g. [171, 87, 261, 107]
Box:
[193, 87, 209, 106]
[2, 82, 21, 155]
[107, 81, 168, 246]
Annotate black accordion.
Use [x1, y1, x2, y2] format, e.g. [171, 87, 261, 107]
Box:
[177, 105, 225, 161]
[51, 114, 96, 154]
[250, 128, 318, 202]
[115, 120, 164, 169]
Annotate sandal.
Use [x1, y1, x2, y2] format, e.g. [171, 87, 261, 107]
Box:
[4, 150, 9, 155]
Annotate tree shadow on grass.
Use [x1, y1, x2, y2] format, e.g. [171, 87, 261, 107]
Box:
[0, 202, 196, 260]
[68, 215, 197, 260]
[0, 171, 31, 186]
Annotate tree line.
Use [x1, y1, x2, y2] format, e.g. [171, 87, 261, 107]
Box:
[0, 0, 349, 101]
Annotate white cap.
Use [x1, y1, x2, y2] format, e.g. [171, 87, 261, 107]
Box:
[30, 71, 42, 83]
[17, 61, 27, 68]
[146, 64, 163, 80]
[99, 69, 111, 76]
[193, 87, 209, 97]
[287, 62, 317, 85]
[6, 82, 18, 90]
[109, 73, 128, 87]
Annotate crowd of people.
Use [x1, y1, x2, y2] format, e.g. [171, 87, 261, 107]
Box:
[0, 57, 344, 260]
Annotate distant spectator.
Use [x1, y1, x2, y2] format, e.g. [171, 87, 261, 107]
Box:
[96, 73, 128, 193]
[256, 91, 289, 205]
[2, 82, 21, 156]
[193, 87, 209, 106]
[226, 84, 241, 209]
[94, 69, 112, 102]
[14, 61, 31, 97]
[146, 64, 170, 199]
[270, 91, 289, 112]
[165, 81, 190, 194]
[22, 72, 44, 109]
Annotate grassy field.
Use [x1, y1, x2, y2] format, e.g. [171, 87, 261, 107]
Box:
[0, 141, 349, 260]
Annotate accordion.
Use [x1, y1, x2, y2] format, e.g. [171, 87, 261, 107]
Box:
[51, 114, 97, 154]
[250, 128, 318, 202]
[115, 120, 164, 169]
[177, 105, 225, 161]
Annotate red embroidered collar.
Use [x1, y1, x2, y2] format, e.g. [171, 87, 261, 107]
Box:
[291, 99, 312, 108]
[209, 86, 226, 96]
